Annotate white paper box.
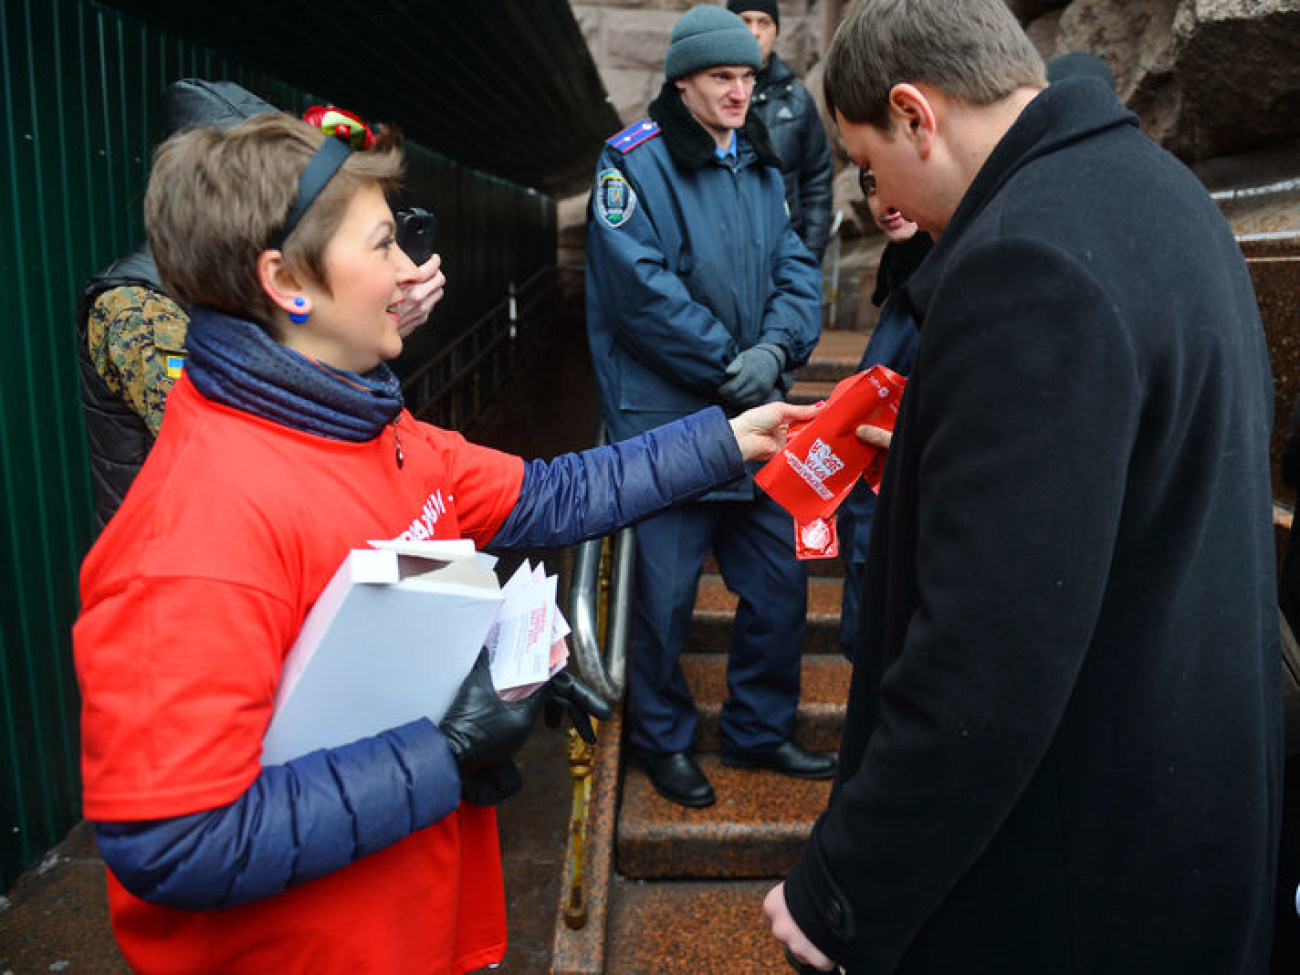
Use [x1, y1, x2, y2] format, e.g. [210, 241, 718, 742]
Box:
[260, 543, 503, 765]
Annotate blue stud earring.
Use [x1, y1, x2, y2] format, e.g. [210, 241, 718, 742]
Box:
[289, 297, 310, 324]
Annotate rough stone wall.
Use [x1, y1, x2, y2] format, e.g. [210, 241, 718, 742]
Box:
[1014, 0, 1300, 164]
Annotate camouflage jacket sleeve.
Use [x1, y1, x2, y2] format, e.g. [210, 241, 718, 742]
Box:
[86, 286, 189, 436]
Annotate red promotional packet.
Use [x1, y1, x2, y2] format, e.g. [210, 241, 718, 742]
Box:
[756, 365, 906, 524]
[795, 515, 839, 560]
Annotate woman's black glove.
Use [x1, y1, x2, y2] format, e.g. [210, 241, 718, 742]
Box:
[460, 760, 523, 806]
[439, 652, 614, 777]
[439, 650, 542, 772]
[543, 670, 612, 743]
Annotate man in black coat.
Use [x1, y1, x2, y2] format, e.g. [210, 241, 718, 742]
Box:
[764, 1, 1282, 971]
[728, 0, 833, 263]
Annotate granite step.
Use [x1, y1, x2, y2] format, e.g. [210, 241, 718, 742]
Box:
[688, 573, 844, 655]
[684, 652, 850, 753]
[617, 754, 831, 879]
[788, 378, 840, 405]
[702, 548, 846, 579]
[797, 329, 869, 382]
[604, 879, 794, 974]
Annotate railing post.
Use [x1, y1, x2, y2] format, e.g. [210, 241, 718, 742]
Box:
[563, 727, 596, 929]
[825, 208, 844, 330]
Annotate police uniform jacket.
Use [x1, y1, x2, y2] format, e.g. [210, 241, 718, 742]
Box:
[585, 82, 822, 494]
[751, 53, 834, 263]
[783, 78, 1282, 973]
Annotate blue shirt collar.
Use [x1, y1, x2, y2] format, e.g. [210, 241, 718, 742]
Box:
[714, 130, 738, 163]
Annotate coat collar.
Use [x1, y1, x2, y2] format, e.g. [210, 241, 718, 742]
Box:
[647, 80, 783, 172]
[904, 78, 1139, 318]
[757, 52, 795, 89]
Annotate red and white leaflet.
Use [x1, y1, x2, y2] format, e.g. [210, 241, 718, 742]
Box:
[486, 561, 562, 700]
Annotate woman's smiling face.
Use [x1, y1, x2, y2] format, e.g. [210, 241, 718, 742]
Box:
[293, 181, 417, 374]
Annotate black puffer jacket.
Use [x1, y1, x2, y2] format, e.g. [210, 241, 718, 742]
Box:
[750, 53, 833, 263]
[75, 79, 276, 533]
[75, 245, 166, 532]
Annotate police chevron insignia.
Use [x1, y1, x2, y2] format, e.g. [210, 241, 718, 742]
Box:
[596, 169, 636, 229]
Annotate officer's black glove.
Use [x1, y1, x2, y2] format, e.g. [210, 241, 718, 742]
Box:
[460, 759, 523, 806]
[542, 670, 612, 744]
[439, 650, 544, 772]
[718, 343, 786, 410]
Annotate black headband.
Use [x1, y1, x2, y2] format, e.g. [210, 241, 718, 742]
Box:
[271, 136, 353, 250]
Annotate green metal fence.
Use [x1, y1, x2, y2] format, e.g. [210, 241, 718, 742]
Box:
[0, 0, 555, 890]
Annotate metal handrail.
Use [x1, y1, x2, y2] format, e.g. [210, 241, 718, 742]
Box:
[567, 427, 637, 705]
[401, 266, 558, 426]
[824, 208, 845, 330]
[562, 438, 637, 932]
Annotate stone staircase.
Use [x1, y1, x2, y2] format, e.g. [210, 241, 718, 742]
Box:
[551, 327, 868, 974]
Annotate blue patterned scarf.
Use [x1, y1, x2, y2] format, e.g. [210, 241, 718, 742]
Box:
[184, 307, 403, 441]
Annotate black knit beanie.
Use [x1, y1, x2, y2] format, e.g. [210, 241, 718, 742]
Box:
[727, 0, 780, 30]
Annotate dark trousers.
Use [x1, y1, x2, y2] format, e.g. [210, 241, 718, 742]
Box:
[627, 492, 808, 756]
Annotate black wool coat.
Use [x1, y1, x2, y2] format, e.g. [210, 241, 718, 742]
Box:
[784, 78, 1282, 974]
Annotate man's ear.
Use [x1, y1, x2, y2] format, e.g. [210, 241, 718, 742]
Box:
[256, 249, 311, 321]
[888, 83, 938, 159]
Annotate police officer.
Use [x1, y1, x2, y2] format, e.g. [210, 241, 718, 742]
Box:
[585, 5, 829, 808]
[728, 0, 833, 264]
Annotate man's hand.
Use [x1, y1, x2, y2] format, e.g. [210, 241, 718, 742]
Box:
[395, 253, 446, 337]
[764, 883, 837, 972]
[729, 401, 822, 462]
[718, 343, 786, 409]
[855, 423, 892, 451]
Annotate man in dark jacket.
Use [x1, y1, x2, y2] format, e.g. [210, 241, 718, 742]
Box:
[764, 1, 1281, 971]
[585, 5, 826, 808]
[728, 0, 834, 264]
[75, 81, 278, 533]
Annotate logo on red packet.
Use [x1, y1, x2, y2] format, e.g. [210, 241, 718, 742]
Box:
[789, 439, 846, 501]
[796, 516, 839, 560]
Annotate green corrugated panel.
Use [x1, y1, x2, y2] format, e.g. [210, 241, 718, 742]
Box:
[2, 0, 100, 892]
[0, 0, 555, 891]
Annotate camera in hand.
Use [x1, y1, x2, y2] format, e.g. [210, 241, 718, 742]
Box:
[395, 207, 437, 265]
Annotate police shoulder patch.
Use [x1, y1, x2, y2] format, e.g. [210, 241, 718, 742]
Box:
[606, 119, 660, 154]
[595, 169, 638, 229]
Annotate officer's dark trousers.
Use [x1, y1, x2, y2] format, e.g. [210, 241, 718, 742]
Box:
[627, 491, 808, 756]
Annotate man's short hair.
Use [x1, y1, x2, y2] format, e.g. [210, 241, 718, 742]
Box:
[824, 0, 1046, 129]
[144, 113, 403, 328]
